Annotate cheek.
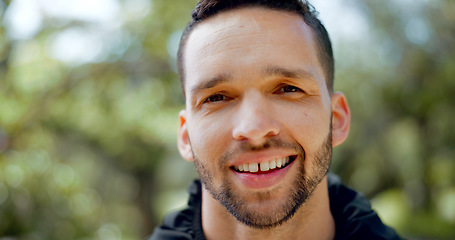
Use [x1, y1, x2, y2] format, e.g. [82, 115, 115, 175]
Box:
[276, 102, 330, 151]
[283, 108, 330, 174]
[188, 116, 232, 160]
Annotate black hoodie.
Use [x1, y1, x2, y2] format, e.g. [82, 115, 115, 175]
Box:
[148, 173, 402, 240]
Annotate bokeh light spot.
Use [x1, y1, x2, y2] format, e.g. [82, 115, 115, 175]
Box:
[95, 223, 122, 240]
[53, 164, 75, 189]
[5, 164, 24, 188]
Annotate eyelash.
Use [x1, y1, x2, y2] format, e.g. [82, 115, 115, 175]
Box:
[202, 85, 304, 104]
[203, 93, 231, 103]
[275, 85, 305, 94]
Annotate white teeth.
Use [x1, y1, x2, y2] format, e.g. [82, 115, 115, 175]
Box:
[276, 158, 282, 168]
[238, 164, 244, 171]
[269, 159, 276, 169]
[243, 163, 249, 172]
[249, 163, 258, 172]
[260, 161, 270, 171]
[235, 157, 292, 173]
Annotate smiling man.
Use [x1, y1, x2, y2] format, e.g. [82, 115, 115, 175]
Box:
[150, 0, 401, 239]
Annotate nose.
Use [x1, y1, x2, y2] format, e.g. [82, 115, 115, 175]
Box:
[232, 92, 280, 144]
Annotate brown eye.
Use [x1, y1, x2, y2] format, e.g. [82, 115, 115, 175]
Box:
[204, 94, 230, 103]
[283, 86, 301, 92]
[276, 85, 304, 94]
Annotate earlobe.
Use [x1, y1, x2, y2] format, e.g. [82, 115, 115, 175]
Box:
[331, 92, 351, 147]
[177, 110, 194, 162]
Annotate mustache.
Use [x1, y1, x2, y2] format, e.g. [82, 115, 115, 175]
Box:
[219, 138, 305, 166]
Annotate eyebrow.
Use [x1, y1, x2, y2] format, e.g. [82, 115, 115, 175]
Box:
[263, 66, 317, 81]
[190, 66, 317, 95]
[190, 73, 233, 95]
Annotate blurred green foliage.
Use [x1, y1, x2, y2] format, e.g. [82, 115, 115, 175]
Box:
[0, 0, 453, 239]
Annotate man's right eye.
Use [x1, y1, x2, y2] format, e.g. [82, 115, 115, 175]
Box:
[203, 93, 231, 103]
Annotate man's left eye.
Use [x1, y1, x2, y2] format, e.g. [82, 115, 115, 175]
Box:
[276, 85, 304, 94]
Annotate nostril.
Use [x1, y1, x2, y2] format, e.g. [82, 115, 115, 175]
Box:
[232, 132, 248, 141]
[232, 122, 280, 142]
[265, 128, 279, 138]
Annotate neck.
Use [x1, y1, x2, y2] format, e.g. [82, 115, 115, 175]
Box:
[201, 177, 335, 240]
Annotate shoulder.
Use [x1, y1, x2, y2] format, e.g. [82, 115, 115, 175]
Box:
[147, 180, 205, 240]
[327, 173, 402, 240]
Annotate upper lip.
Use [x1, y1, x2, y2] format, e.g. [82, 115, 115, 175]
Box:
[228, 149, 297, 167]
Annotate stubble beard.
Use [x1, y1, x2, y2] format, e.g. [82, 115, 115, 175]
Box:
[193, 130, 332, 229]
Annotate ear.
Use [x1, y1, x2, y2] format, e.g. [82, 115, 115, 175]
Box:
[331, 92, 351, 147]
[178, 110, 194, 162]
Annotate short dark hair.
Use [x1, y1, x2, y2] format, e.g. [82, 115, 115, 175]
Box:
[177, 0, 334, 96]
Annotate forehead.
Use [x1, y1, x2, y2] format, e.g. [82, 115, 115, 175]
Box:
[183, 7, 323, 93]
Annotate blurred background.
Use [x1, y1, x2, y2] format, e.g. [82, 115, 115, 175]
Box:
[0, 0, 454, 239]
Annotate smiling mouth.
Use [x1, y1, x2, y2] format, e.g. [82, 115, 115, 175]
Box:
[231, 155, 297, 174]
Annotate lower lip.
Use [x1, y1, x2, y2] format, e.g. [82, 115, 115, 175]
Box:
[232, 160, 295, 189]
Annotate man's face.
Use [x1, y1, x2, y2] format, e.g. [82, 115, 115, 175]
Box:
[178, 7, 348, 228]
